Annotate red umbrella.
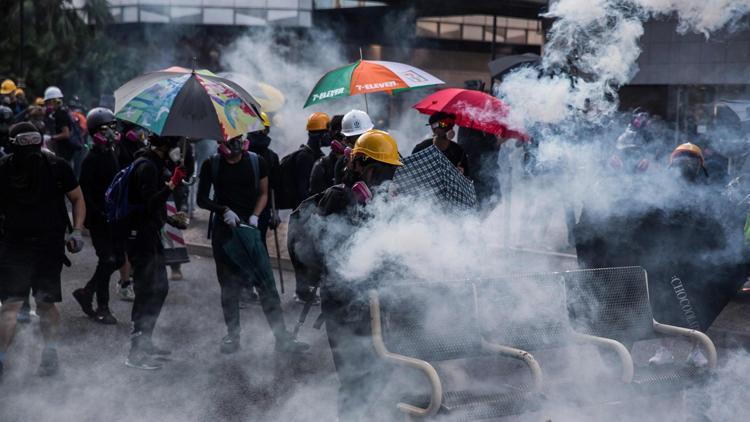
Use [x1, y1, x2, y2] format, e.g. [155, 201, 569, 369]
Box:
[414, 88, 528, 140]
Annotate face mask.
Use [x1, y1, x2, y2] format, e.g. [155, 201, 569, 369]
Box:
[446, 129, 456, 140]
[168, 147, 182, 163]
[45, 105, 54, 114]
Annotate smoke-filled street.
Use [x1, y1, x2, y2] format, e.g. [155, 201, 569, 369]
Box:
[0, 246, 340, 421]
[5, 1, 750, 421]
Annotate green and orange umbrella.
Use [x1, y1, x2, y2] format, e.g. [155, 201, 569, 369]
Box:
[304, 60, 444, 108]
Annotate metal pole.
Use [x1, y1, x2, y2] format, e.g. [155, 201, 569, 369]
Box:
[270, 190, 285, 294]
[19, 0, 24, 78]
[360, 47, 369, 113]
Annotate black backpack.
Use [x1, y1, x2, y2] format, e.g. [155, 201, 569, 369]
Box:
[277, 145, 312, 210]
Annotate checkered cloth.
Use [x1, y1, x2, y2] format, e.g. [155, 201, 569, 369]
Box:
[394, 145, 477, 210]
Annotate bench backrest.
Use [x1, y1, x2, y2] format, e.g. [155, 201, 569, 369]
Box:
[378, 281, 485, 362]
[563, 266, 655, 345]
[475, 273, 572, 351]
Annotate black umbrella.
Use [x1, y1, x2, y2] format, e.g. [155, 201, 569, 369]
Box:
[488, 53, 541, 80]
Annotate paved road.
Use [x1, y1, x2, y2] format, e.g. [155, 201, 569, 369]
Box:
[0, 246, 339, 422]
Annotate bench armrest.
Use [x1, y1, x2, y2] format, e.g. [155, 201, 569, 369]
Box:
[653, 321, 717, 369]
[481, 339, 543, 392]
[369, 290, 443, 418]
[571, 332, 634, 383]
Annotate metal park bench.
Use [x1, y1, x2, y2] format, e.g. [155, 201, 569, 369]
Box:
[563, 266, 717, 393]
[369, 277, 632, 420]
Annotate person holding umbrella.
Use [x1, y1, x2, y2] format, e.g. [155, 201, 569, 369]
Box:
[412, 112, 469, 175]
[197, 134, 308, 355]
[124, 135, 187, 370]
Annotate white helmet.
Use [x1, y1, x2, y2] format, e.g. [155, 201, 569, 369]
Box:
[341, 109, 374, 137]
[44, 86, 64, 101]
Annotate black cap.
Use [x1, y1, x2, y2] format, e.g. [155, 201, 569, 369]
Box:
[9, 121, 41, 137]
[428, 112, 455, 125]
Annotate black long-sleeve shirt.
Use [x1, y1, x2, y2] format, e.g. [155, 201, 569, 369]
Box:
[80, 146, 120, 228]
[129, 150, 172, 237]
[294, 144, 323, 201]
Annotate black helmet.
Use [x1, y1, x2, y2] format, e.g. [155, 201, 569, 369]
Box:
[86, 107, 116, 133]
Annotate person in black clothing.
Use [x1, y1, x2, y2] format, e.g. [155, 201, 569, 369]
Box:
[124, 135, 187, 370]
[412, 112, 469, 174]
[43, 86, 76, 167]
[71, 108, 125, 325]
[315, 129, 402, 421]
[309, 115, 344, 196]
[457, 127, 505, 210]
[247, 112, 282, 249]
[166, 139, 194, 281]
[197, 134, 308, 355]
[294, 112, 330, 202]
[114, 121, 149, 301]
[0, 122, 86, 380]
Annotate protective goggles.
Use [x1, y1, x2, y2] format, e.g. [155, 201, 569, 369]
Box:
[430, 119, 454, 130]
[10, 131, 42, 146]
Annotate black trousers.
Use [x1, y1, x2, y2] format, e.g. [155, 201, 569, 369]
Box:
[212, 223, 286, 338]
[84, 224, 125, 309]
[128, 232, 169, 338]
[325, 313, 392, 422]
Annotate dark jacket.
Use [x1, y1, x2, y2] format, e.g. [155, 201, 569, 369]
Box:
[129, 149, 171, 238]
[249, 132, 281, 199]
[309, 152, 340, 196]
[80, 146, 120, 228]
[295, 144, 323, 201]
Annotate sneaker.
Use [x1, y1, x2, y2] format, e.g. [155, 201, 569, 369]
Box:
[118, 280, 135, 302]
[38, 348, 59, 377]
[220, 335, 240, 354]
[72, 289, 96, 317]
[294, 295, 320, 306]
[125, 352, 162, 371]
[93, 308, 118, 325]
[170, 267, 183, 281]
[686, 348, 708, 367]
[275, 333, 310, 354]
[648, 346, 675, 366]
[142, 340, 172, 357]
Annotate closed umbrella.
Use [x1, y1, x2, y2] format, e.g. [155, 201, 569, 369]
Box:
[222, 225, 278, 294]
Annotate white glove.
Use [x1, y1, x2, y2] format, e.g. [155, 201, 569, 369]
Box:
[223, 209, 241, 227]
[66, 228, 84, 254]
[248, 215, 259, 227]
[43, 134, 52, 144]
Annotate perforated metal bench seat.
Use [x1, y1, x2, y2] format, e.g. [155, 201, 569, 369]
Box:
[630, 365, 708, 392]
[400, 388, 542, 421]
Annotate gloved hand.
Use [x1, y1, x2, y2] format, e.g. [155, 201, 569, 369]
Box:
[169, 166, 187, 189]
[66, 228, 84, 254]
[352, 181, 372, 204]
[269, 210, 282, 230]
[223, 209, 241, 227]
[248, 215, 259, 227]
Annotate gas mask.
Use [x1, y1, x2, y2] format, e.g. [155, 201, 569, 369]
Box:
[92, 126, 121, 147]
[218, 136, 248, 159]
[168, 146, 182, 163]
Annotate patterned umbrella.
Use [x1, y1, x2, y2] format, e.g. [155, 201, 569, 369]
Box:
[304, 60, 444, 108]
[218, 72, 286, 112]
[394, 145, 477, 210]
[114, 66, 263, 141]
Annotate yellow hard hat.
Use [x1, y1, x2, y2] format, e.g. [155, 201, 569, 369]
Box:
[14, 88, 24, 97]
[352, 129, 403, 166]
[34, 97, 44, 106]
[670, 142, 704, 167]
[260, 111, 271, 127]
[306, 112, 330, 132]
[1, 79, 17, 95]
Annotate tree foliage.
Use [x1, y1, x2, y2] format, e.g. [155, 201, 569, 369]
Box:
[0, 0, 143, 107]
